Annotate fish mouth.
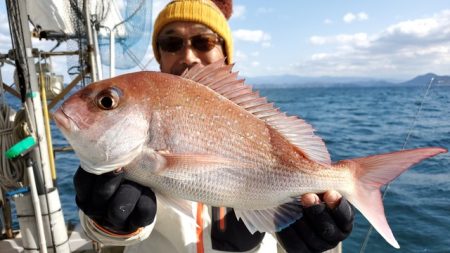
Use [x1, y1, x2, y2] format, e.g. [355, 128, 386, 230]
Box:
[53, 107, 79, 131]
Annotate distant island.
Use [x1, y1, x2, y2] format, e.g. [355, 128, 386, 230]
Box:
[244, 73, 450, 88]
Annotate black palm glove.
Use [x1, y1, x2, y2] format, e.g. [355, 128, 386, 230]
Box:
[276, 197, 354, 253]
[74, 166, 157, 234]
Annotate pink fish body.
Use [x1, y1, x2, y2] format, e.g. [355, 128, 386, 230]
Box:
[54, 61, 446, 248]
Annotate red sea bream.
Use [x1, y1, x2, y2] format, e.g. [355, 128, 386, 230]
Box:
[53, 61, 446, 248]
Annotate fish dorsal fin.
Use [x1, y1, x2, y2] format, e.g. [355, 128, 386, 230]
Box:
[182, 59, 331, 165]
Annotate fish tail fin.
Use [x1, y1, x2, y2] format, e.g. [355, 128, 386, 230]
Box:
[346, 147, 446, 249]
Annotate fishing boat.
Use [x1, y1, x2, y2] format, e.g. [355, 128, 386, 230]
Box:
[0, 0, 152, 252]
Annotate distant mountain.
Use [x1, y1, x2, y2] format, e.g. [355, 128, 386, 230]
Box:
[397, 73, 450, 86]
[243, 73, 450, 88]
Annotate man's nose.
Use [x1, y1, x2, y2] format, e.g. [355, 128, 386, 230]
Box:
[179, 44, 201, 65]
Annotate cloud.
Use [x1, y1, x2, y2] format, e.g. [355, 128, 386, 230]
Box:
[343, 12, 369, 23]
[233, 5, 246, 19]
[323, 19, 333, 25]
[343, 13, 356, 23]
[235, 50, 248, 61]
[385, 17, 441, 38]
[0, 33, 11, 52]
[0, 13, 11, 51]
[0, 13, 9, 33]
[358, 12, 369, 21]
[261, 41, 271, 48]
[310, 36, 326, 45]
[256, 7, 274, 15]
[251, 61, 260, 67]
[301, 10, 450, 78]
[310, 33, 371, 48]
[233, 29, 271, 45]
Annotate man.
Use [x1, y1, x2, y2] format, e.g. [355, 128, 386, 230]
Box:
[74, 0, 354, 252]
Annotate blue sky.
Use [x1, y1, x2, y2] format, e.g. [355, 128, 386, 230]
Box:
[0, 1, 449, 83]
[227, 0, 450, 80]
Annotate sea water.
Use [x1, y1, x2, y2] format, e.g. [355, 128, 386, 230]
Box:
[9, 85, 449, 252]
[258, 86, 450, 253]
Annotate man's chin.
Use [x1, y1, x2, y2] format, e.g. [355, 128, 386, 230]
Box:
[171, 69, 187, 76]
[171, 64, 203, 76]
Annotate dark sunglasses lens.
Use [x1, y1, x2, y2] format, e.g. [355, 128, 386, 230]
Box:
[159, 37, 184, 52]
[192, 35, 218, 52]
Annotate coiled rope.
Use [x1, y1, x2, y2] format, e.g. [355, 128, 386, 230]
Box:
[0, 103, 27, 189]
[0, 65, 27, 190]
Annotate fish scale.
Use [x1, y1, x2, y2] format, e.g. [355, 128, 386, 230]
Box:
[54, 60, 446, 248]
[163, 104, 274, 164]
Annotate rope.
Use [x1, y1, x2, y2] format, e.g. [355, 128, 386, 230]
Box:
[359, 78, 436, 253]
[1, 59, 26, 189]
[0, 103, 26, 189]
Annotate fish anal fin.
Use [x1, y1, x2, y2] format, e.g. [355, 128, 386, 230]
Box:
[234, 201, 303, 234]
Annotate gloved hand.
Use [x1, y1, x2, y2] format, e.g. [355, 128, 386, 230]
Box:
[74, 166, 157, 234]
[276, 191, 354, 253]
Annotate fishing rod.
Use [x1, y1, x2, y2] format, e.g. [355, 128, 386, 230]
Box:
[359, 77, 436, 253]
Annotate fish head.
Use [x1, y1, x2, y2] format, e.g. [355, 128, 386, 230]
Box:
[54, 74, 152, 174]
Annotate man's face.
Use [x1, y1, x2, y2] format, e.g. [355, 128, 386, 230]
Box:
[157, 22, 225, 75]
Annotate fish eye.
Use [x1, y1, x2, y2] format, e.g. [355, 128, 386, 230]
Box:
[95, 87, 121, 110]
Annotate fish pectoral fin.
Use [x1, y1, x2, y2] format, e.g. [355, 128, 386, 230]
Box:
[234, 201, 303, 234]
[154, 152, 239, 175]
[137, 149, 229, 174]
[134, 148, 169, 174]
[161, 153, 237, 166]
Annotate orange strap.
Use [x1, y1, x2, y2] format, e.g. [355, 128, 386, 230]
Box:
[196, 203, 205, 253]
[219, 207, 227, 231]
[92, 220, 143, 238]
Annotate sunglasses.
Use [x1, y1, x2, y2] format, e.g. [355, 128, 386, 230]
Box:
[157, 33, 223, 53]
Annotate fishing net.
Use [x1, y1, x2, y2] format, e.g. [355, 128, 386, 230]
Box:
[28, 0, 153, 83]
[95, 0, 153, 70]
[27, 0, 90, 86]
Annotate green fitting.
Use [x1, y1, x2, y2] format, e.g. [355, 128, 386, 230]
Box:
[6, 136, 37, 159]
[26, 92, 38, 98]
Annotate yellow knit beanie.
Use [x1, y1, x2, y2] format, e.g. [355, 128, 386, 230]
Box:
[152, 0, 233, 64]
